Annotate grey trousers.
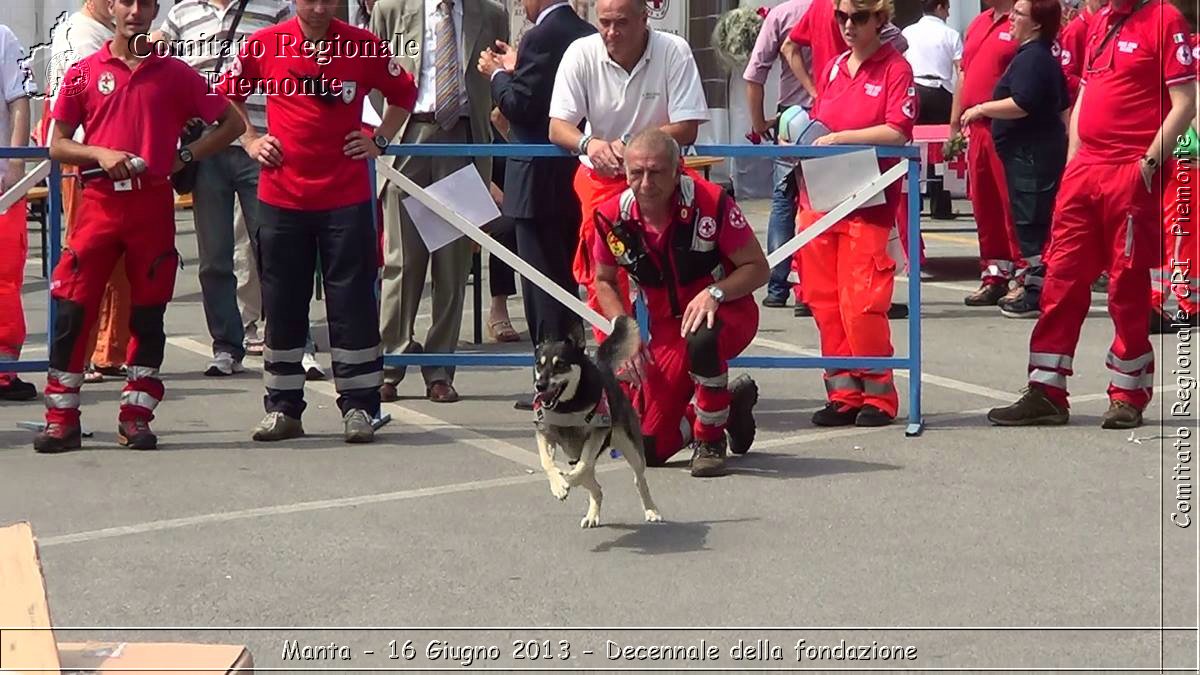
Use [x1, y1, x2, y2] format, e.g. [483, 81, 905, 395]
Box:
[193, 146, 262, 361]
[380, 118, 472, 386]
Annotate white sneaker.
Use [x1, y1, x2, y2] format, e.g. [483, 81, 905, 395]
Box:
[204, 351, 245, 377]
[302, 352, 326, 381]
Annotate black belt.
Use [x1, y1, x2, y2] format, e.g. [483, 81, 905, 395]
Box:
[410, 112, 470, 124]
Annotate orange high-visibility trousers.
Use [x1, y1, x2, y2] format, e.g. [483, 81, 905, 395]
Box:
[798, 207, 899, 416]
[572, 165, 632, 342]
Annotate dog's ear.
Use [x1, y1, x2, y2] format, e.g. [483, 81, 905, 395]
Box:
[564, 322, 586, 351]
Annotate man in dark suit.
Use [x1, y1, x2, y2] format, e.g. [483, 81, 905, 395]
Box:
[477, 0, 596, 347]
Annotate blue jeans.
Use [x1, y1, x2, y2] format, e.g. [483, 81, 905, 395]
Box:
[193, 146, 262, 360]
[766, 158, 798, 301]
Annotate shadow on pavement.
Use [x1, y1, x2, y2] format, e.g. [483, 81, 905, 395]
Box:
[591, 517, 756, 555]
[723, 452, 902, 480]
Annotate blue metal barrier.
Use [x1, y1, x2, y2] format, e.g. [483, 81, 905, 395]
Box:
[378, 143, 925, 436]
[4, 146, 60, 375]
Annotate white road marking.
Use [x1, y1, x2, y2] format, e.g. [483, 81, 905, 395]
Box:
[167, 336, 544, 470]
[750, 336, 1014, 401]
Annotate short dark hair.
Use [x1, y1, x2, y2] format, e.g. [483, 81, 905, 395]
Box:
[1027, 0, 1062, 42]
[922, 0, 948, 13]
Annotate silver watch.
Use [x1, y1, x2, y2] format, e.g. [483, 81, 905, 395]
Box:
[706, 285, 725, 303]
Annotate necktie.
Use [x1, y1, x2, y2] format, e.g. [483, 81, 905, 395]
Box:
[433, 0, 462, 130]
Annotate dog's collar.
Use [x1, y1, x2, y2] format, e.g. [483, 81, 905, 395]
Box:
[533, 389, 612, 428]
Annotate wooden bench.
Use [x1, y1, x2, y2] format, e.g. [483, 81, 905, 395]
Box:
[26, 185, 194, 278]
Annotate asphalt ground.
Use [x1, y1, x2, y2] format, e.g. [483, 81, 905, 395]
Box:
[1, 197, 1198, 673]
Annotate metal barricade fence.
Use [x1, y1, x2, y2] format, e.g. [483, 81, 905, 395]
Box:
[377, 143, 925, 436]
[5, 144, 924, 436]
[3, 146, 62, 376]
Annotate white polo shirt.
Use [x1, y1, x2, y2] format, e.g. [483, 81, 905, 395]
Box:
[0, 25, 31, 145]
[549, 29, 709, 165]
[901, 14, 963, 93]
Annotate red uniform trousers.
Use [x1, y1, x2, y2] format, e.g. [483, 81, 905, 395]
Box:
[573, 166, 632, 342]
[44, 180, 178, 426]
[629, 298, 758, 465]
[1028, 159, 1157, 409]
[0, 199, 28, 384]
[1153, 156, 1199, 318]
[966, 120, 1020, 283]
[798, 207, 900, 416]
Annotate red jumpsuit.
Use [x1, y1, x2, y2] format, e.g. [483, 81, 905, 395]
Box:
[796, 45, 916, 417]
[1027, 0, 1195, 410]
[0, 198, 26, 383]
[960, 9, 1020, 285]
[1151, 36, 1200, 324]
[592, 175, 759, 464]
[45, 44, 228, 427]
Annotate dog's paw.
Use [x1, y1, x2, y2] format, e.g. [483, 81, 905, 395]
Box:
[580, 514, 600, 529]
[550, 479, 570, 501]
[644, 509, 663, 523]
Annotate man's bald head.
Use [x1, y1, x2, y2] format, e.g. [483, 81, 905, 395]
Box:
[625, 129, 681, 218]
[626, 128, 680, 171]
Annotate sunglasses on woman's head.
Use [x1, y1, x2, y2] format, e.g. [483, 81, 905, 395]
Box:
[835, 9, 874, 24]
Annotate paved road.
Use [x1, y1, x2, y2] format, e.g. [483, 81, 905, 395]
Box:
[1, 200, 1196, 673]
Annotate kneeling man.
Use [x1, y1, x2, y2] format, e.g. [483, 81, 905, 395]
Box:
[592, 129, 768, 477]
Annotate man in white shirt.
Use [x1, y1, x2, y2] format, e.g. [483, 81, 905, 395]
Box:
[902, 0, 962, 219]
[547, 0, 709, 338]
[0, 24, 34, 401]
[902, 0, 963, 124]
[154, 0, 293, 378]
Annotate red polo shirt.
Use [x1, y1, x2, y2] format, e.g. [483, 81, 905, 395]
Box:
[1056, 10, 1092, 102]
[811, 43, 916, 218]
[52, 42, 229, 179]
[216, 18, 417, 211]
[960, 9, 1017, 111]
[787, 0, 843, 93]
[1076, 0, 1194, 164]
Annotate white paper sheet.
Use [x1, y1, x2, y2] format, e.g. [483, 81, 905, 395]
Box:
[403, 165, 501, 252]
[800, 148, 887, 213]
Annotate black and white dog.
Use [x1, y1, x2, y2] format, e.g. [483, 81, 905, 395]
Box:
[533, 316, 662, 528]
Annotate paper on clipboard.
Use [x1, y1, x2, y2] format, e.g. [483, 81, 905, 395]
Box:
[403, 165, 501, 252]
[800, 148, 887, 212]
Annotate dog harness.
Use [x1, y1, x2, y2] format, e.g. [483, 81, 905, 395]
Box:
[533, 389, 612, 428]
[593, 175, 731, 319]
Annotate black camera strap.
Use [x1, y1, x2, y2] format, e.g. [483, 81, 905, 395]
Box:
[213, 0, 254, 75]
[1086, 0, 1150, 71]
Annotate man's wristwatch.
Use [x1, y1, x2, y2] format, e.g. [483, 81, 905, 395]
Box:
[577, 133, 593, 156]
[177, 147, 194, 165]
[373, 134, 390, 152]
[1142, 155, 1159, 172]
[706, 285, 725, 304]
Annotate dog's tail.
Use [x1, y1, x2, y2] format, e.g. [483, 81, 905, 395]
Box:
[596, 315, 641, 371]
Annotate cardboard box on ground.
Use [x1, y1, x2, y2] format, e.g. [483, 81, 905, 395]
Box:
[0, 522, 253, 675]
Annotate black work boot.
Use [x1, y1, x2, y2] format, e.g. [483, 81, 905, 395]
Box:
[689, 438, 728, 477]
[34, 423, 83, 453]
[726, 375, 759, 454]
[987, 388, 1069, 426]
[1000, 287, 1041, 318]
[1101, 400, 1143, 429]
[856, 404, 894, 427]
[0, 376, 37, 401]
[118, 418, 158, 450]
[811, 402, 861, 427]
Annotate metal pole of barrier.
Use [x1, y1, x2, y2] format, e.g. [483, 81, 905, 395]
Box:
[46, 160, 62, 359]
[905, 157, 924, 437]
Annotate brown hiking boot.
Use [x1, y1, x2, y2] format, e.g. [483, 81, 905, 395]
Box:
[118, 418, 158, 450]
[987, 388, 1069, 426]
[689, 438, 728, 477]
[33, 423, 82, 453]
[965, 282, 1008, 307]
[1101, 400, 1143, 429]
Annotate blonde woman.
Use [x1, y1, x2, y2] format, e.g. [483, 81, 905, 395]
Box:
[797, 0, 917, 428]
